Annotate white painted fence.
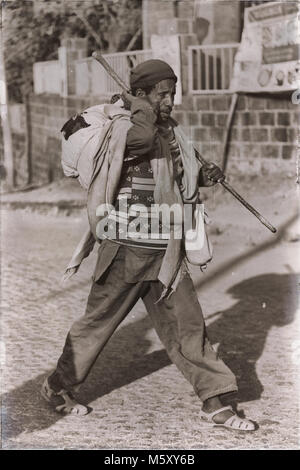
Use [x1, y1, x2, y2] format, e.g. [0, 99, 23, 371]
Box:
[33, 49, 153, 97]
[33, 45, 239, 96]
[33, 60, 62, 95]
[74, 49, 153, 96]
[188, 43, 239, 94]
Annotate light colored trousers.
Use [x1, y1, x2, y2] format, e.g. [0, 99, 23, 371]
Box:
[49, 242, 238, 402]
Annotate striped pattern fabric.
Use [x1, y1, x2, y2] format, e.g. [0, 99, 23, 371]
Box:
[168, 128, 184, 192]
[105, 127, 183, 250]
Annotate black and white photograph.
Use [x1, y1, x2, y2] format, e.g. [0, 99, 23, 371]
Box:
[0, 0, 299, 452]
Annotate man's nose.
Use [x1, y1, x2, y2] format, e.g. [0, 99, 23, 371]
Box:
[163, 95, 173, 107]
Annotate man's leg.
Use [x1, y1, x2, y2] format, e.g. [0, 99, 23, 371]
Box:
[142, 273, 257, 429]
[45, 245, 146, 411]
[142, 272, 238, 402]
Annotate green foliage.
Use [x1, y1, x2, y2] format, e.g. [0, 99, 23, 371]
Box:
[3, 0, 142, 102]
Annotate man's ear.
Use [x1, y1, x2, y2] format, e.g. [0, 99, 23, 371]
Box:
[135, 88, 146, 98]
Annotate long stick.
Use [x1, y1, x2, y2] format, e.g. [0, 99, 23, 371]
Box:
[194, 148, 276, 233]
[92, 51, 277, 234]
[221, 92, 239, 173]
[92, 51, 129, 92]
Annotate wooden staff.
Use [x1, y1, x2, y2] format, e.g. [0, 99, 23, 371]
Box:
[193, 149, 277, 233]
[92, 51, 129, 92]
[221, 92, 239, 173]
[92, 51, 277, 234]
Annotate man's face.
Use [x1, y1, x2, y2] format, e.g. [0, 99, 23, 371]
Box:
[147, 79, 176, 122]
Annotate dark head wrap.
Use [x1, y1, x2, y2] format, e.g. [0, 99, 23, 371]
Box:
[130, 59, 177, 90]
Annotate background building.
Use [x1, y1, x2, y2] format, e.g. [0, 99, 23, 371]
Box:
[1, 0, 298, 187]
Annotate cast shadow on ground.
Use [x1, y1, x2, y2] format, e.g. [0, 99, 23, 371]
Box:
[1, 313, 170, 443]
[2, 272, 298, 444]
[206, 272, 298, 407]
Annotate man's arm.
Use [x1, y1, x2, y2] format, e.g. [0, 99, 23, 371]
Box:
[122, 92, 159, 157]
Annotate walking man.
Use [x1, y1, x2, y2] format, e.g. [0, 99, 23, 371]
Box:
[41, 59, 255, 432]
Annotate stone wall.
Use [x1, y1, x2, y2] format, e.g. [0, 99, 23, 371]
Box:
[143, 0, 241, 48]
[0, 104, 28, 187]
[27, 93, 111, 184]
[173, 93, 299, 174]
[0, 130, 27, 187]
[12, 90, 297, 187]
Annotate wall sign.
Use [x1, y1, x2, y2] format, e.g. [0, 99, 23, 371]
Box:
[230, 1, 300, 93]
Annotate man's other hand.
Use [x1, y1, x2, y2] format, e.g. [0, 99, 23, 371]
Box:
[121, 91, 158, 125]
[199, 162, 225, 187]
[120, 91, 135, 110]
[121, 91, 157, 113]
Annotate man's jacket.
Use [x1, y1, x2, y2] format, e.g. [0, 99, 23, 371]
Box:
[64, 99, 201, 299]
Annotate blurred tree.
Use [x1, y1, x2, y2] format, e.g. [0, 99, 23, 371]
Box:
[3, 0, 142, 103]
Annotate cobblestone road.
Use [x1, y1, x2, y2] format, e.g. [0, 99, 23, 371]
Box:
[1, 179, 300, 450]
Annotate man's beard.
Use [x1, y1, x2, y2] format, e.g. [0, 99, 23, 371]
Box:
[158, 107, 172, 122]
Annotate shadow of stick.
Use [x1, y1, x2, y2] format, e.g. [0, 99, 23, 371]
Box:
[195, 213, 299, 291]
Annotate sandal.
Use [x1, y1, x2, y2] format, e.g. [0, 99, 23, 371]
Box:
[41, 377, 90, 416]
[200, 406, 256, 432]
